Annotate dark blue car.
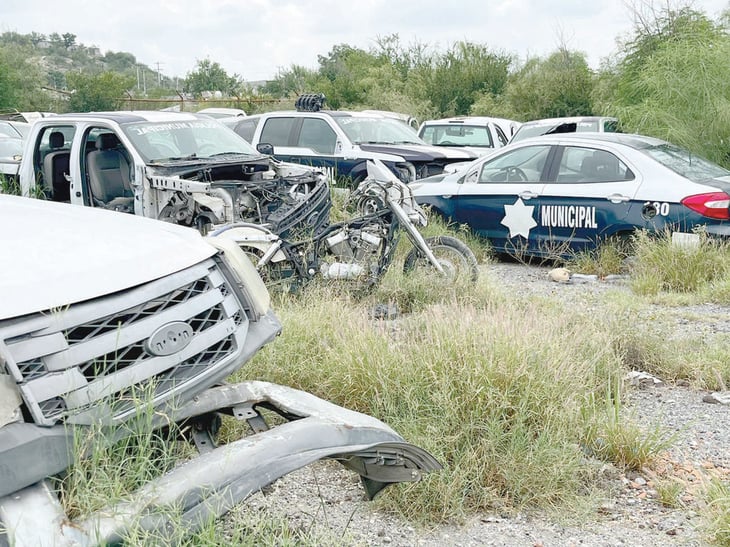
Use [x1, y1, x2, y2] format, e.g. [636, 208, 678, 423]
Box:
[410, 133, 730, 257]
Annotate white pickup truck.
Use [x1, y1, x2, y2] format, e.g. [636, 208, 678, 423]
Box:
[0, 194, 439, 545]
[17, 110, 331, 238]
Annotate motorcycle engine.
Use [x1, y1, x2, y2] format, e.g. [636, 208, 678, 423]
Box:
[321, 225, 385, 279]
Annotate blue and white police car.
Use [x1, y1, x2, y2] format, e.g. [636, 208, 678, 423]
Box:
[410, 133, 730, 257]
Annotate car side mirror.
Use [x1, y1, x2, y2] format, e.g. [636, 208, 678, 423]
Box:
[256, 143, 274, 156]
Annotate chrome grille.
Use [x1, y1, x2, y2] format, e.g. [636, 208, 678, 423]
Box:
[1, 257, 250, 426]
[65, 278, 212, 344]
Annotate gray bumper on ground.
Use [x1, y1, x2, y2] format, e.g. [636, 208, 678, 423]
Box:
[0, 380, 441, 546]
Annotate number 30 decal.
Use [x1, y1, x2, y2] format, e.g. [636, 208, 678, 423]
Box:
[644, 201, 670, 216]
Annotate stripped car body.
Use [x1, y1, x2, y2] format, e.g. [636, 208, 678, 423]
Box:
[17, 111, 331, 238]
[0, 195, 440, 545]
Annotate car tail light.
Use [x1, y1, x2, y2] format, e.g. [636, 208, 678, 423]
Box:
[681, 192, 730, 220]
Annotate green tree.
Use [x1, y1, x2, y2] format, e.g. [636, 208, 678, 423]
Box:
[314, 44, 382, 108]
[261, 64, 319, 99]
[183, 59, 242, 97]
[66, 71, 134, 111]
[0, 45, 48, 110]
[409, 41, 513, 117]
[62, 33, 76, 49]
[28, 32, 46, 46]
[503, 48, 594, 121]
[595, 4, 730, 166]
[103, 51, 137, 72]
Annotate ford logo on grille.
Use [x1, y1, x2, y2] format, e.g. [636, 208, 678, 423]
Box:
[146, 321, 194, 356]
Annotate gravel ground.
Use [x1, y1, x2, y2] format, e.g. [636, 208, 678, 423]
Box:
[232, 262, 730, 546]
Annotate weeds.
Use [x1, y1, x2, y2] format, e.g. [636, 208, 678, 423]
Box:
[629, 230, 730, 296]
[0, 174, 20, 195]
[704, 480, 730, 546]
[581, 386, 675, 471]
[567, 238, 631, 277]
[59, 390, 186, 521]
[53, 227, 730, 542]
[239, 273, 664, 521]
[655, 478, 685, 509]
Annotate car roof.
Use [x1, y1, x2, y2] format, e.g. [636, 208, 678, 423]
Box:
[509, 131, 666, 149]
[34, 111, 212, 126]
[519, 116, 617, 127]
[252, 110, 394, 119]
[421, 116, 514, 125]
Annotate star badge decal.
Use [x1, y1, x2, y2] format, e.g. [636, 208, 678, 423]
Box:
[501, 198, 537, 239]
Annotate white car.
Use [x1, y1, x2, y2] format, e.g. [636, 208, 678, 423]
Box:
[17, 111, 331, 238]
[196, 107, 247, 118]
[417, 116, 520, 156]
[509, 116, 619, 144]
[223, 96, 477, 187]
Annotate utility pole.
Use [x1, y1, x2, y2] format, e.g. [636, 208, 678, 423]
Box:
[156, 62, 163, 86]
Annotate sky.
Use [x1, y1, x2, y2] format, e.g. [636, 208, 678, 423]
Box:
[2, 0, 729, 82]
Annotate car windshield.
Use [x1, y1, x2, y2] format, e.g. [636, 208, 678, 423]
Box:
[642, 143, 730, 183]
[420, 125, 494, 148]
[334, 116, 425, 145]
[121, 118, 258, 163]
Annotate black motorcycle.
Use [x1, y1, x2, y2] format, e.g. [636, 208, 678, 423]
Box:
[211, 160, 479, 291]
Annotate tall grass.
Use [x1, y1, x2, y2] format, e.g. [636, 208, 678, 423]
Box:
[704, 480, 730, 546]
[629, 230, 730, 296]
[237, 273, 659, 521]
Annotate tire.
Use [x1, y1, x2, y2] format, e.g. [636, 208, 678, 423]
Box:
[403, 235, 479, 283]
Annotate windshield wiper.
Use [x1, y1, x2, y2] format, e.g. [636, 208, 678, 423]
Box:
[208, 151, 251, 157]
[166, 153, 198, 161]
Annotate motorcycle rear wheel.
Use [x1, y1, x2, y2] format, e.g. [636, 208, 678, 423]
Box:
[402, 236, 479, 283]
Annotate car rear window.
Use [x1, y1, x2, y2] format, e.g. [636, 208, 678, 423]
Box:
[642, 144, 730, 183]
[420, 125, 494, 148]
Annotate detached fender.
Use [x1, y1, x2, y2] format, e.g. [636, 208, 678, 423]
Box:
[1, 381, 441, 546]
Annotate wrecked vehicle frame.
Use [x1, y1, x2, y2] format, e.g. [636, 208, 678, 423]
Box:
[17, 111, 332, 238]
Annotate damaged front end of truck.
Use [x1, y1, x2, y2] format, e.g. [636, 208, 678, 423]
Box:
[0, 194, 440, 546]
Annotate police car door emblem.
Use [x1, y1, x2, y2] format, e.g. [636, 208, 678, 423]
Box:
[146, 321, 194, 356]
[501, 198, 537, 238]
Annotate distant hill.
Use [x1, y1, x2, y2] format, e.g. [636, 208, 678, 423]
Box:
[0, 30, 173, 94]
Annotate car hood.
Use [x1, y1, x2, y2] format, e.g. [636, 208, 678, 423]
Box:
[358, 143, 476, 162]
[0, 195, 216, 320]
